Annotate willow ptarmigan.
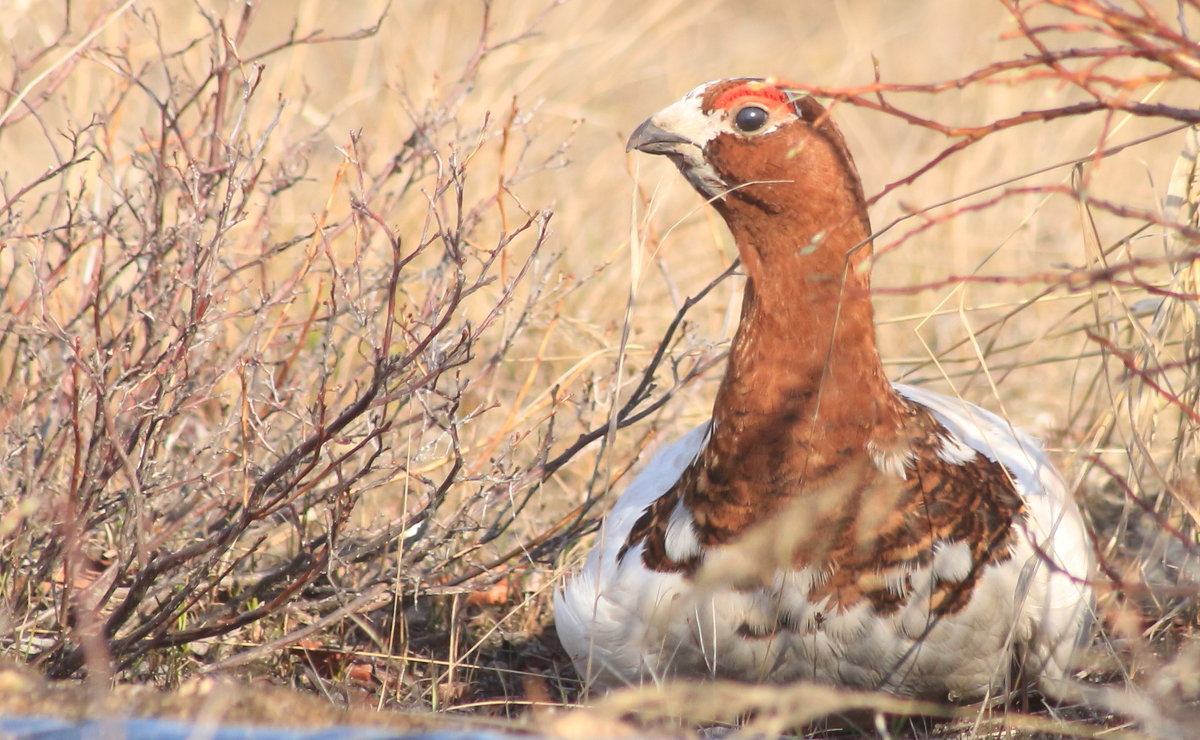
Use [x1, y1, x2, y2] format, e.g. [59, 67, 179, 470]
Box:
[554, 78, 1095, 701]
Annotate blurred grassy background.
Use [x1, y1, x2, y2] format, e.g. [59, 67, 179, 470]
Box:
[2, 0, 1187, 429]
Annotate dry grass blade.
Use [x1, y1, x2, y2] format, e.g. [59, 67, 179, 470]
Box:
[572, 680, 1151, 739]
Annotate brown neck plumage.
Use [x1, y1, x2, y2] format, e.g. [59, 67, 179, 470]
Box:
[685, 129, 907, 544]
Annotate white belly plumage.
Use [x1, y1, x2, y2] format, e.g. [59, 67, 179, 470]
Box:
[554, 383, 1094, 700]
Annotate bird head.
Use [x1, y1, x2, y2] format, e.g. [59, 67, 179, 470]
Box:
[627, 78, 870, 240]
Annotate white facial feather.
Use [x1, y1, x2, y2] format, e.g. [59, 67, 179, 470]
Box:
[649, 81, 725, 147]
[644, 79, 789, 199]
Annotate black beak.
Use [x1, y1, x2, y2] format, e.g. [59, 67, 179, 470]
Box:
[626, 118, 692, 154]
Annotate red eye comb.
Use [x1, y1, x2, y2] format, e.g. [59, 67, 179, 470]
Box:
[711, 81, 792, 111]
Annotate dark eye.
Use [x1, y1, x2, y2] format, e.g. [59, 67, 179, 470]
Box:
[733, 105, 769, 133]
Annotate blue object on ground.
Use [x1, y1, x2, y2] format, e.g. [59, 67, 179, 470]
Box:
[0, 716, 522, 740]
